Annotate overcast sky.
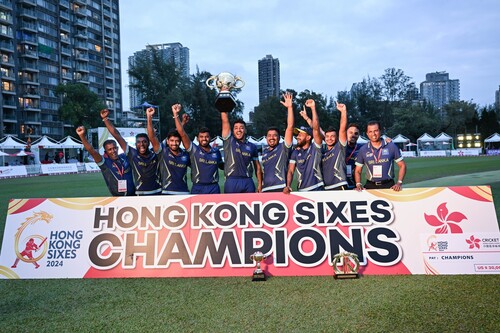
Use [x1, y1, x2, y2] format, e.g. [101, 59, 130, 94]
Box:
[119, 0, 500, 118]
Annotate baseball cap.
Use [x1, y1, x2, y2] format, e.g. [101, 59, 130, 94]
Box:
[293, 126, 312, 136]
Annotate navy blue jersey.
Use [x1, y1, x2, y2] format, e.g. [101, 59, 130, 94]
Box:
[158, 143, 190, 194]
[355, 140, 403, 182]
[289, 142, 324, 191]
[187, 143, 222, 185]
[126, 145, 161, 195]
[322, 142, 347, 190]
[97, 153, 135, 196]
[223, 134, 258, 179]
[261, 142, 292, 192]
[345, 143, 364, 187]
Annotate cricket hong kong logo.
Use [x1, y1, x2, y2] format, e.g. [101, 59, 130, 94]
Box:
[424, 202, 467, 234]
[465, 235, 481, 249]
[11, 211, 53, 269]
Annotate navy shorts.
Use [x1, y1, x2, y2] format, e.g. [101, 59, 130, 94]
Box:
[224, 178, 256, 193]
[191, 183, 221, 194]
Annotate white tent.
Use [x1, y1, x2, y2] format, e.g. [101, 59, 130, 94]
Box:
[211, 136, 223, 147]
[484, 133, 500, 143]
[247, 136, 260, 145]
[434, 132, 453, 150]
[417, 133, 435, 153]
[58, 136, 83, 148]
[31, 135, 62, 149]
[0, 135, 27, 149]
[391, 134, 409, 143]
[357, 136, 369, 144]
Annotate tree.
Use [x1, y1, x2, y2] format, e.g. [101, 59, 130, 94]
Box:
[379, 68, 414, 102]
[388, 101, 441, 141]
[478, 106, 500, 138]
[56, 83, 106, 133]
[441, 100, 478, 138]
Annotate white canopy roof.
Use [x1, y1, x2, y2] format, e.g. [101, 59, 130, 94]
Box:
[434, 132, 453, 141]
[417, 133, 435, 142]
[484, 133, 500, 143]
[391, 134, 409, 143]
[0, 135, 27, 149]
[31, 135, 62, 148]
[357, 136, 369, 144]
[58, 136, 83, 148]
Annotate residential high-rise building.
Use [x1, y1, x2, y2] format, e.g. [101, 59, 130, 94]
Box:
[0, 0, 122, 140]
[258, 54, 280, 104]
[420, 71, 460, 115]
[128, 42, 189, 109]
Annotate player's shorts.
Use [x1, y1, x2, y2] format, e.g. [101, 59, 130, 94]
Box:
[191, 183, 220, 194]
[224, 177, 256, 193]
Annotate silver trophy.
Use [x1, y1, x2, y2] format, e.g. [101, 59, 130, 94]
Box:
[206, 72, 245, 113]
[250, 251, 267, 281]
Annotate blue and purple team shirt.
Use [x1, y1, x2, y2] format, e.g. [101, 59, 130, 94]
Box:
[158, 143, 190, 194]
[126, 145, 161, 195]
[187, 143, 222, 185]
[261, 142, 292, 192]
[97, 153, 135, 196]
[289, 142, 324, 191]
[355, 140, 403, 182]
[222, 134, 258, 179]
[321, 141, 347, 189]
[345, 143, 364, 187]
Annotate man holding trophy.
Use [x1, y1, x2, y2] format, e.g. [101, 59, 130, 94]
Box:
[208, 72, 263, 193]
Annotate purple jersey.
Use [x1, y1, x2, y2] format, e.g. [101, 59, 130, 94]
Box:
[126, 145, 161, 195]
[187, 143, 222, 185]
[355, 140, 403, 182]
[223, 134, 258, 179]
[345, 143, 364, 187]
[261, 142, 292, 192]
[97, 153, 135, 196]
[322, 141, 347, 189]
[289, 142, 324, 191]
[158, 143, 190, 194]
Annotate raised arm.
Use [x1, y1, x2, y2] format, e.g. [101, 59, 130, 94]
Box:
[300, 107, 325, 138]
[146, 107, 160, 152]
[280, 92, 294, 146]
[306, 99, 323, 146]
[221, 111, 231, 138]
[101, 109, 127, 152]
[172, 104, 191, 150]
[76, 126, 102, 163]
[337, 101, 348, 145]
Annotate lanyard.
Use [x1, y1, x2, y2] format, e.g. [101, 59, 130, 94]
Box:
[370, 143, 383, 164]
[112, 160, 125, 178]
[346, 145, 358, 163]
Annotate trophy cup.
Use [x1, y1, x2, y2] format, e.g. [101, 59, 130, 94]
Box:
[206, 72, 245, 113]
[250, 251, 267, 281]
[331, 252, 360, 279]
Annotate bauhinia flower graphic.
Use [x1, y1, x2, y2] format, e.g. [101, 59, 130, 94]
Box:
[465, 235, 481, 249]
[424, 202, 467, 234]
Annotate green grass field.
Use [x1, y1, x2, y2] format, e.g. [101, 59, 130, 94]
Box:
[1, 156, 499, 332]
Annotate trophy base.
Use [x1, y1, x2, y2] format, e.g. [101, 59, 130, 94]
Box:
[252, 272, 266, 282]
[215, 91, 236, 113]
[334, 273, 359, 280]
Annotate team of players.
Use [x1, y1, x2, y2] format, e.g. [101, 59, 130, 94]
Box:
[77, 92, 406, 196]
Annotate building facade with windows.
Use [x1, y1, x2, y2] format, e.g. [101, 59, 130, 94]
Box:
[0, 0, 122, 140]
[420, 71, 460, 115]
[128, 42, 190, 110]
[258, 54, 280, 104]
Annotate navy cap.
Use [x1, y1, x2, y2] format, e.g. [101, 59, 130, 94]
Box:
[293, 126, 312, 136]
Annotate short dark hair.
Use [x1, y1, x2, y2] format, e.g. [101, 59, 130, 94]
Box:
[233, 119, 246, 127]
[366, 120, 381, 130]
[266, 126, 280, 136]
[198, 127, 210, 136]
[136, 133, 149, 142]
[103, 139, 116, 149]
[167, 129, 181, 140]
[347, 123, 360, 131]
[325, 126, 337, 134]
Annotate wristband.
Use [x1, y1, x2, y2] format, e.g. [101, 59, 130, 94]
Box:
[173, 115, 179, 119]
[356, 183, 362, 187]
[397, 180, 403, 184]
[102, 117, 108, 122]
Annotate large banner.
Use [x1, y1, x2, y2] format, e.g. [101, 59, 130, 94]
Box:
[0, 186, 498, 279]
[40, 163, 78, 175]
[0, 166, 28, 178]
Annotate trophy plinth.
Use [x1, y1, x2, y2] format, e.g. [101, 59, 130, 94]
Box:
[332, 252, 360, 279]
[206, 72, 244, 113]
[250, 251, 267, 282]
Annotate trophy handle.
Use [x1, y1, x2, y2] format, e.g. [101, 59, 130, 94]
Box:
[233, 76, 245, 89]
[206, 75, 217, 90]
